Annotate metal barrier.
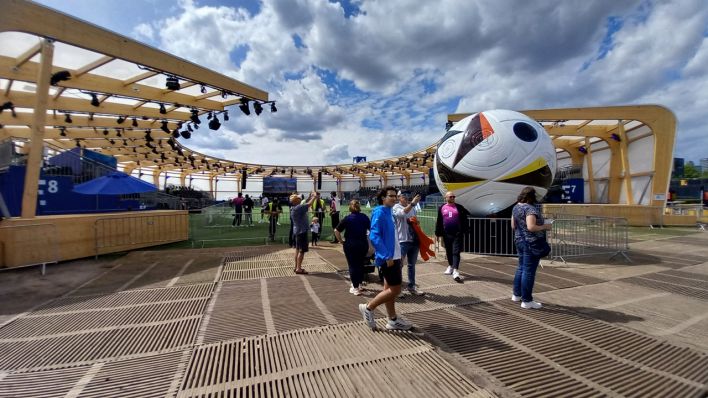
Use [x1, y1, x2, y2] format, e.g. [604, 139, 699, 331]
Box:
[462, 215, 630, 263]
[0, 223, 58, 274]
[95, 213, 186, 257]
[465, 218, 517, 256]
[548, 216, 630, 263]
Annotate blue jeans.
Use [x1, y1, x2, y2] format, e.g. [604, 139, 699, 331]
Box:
[400, 241, 419, 289]
[513, 240, 540, 302]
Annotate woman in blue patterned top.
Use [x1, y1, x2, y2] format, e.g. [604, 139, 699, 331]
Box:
[511, 187, 552, 309]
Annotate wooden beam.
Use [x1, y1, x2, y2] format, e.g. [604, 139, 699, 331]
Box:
[0, 56, 229, 112]
[2, 91, 192, 121]
[122, 71, 158, 86]
[14, 41, 41, 68]
[21, 39, 53, 218]
[0, 112, 184, 130]
[74, 55, 114, 77]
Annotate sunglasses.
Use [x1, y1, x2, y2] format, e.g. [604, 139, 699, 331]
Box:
[447, 195, 456, 199]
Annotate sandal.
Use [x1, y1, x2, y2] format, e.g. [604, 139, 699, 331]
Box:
[294, 269, 308, 275]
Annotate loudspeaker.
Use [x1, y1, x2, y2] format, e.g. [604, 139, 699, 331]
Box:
[241, 169, 247, 189]
[317, 171, 322, 190]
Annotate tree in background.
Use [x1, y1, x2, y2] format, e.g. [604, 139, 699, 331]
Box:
[684, 161, 700, 178]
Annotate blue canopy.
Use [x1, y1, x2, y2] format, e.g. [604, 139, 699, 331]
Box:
[73, 171, 157, 195]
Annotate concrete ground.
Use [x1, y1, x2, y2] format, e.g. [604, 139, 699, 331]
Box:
[0, 229, 706, 397]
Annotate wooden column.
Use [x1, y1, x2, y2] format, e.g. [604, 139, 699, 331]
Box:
[584, 137, 596, 202]
[179, 171, 188, 187]
[618, 121, 634, 204]
[607, 140, 622, 204]
[152, 169, 161, 188]
[21, 39, 53, 218]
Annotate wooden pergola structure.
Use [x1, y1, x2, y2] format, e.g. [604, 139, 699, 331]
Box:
[0, 0, 273, 218]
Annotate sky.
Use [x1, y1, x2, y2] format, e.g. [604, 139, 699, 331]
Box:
[36, 0, 708, 166]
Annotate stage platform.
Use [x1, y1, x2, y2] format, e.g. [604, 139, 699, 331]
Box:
[0, 228, 706, 397]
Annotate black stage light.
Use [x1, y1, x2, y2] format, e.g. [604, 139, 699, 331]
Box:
[132, 118, 138, 127]
[200, 84, 207, 94]
[270, 102, 277, 113]
[159, 103, 167, 114]
[160, 120, 170, 134]
[103, 128, 109, 136]
[116, 130, 122, 137]
[0, 101, 16, 117]
[445, 120, 453, 130]
[253, 102, 263, 115]
[165, 75, 180, 90]
[187, 124, 193, 132]
[180, 130, 191, 139]
[208, 115, 221, 131]
[223, 111, 229, 121]
[145, 130, 153, 142]
[172, 128, 181, 138]
[59, 127, 67, 136]
[90, 93, 100, 107]
[239, 99, 250, 115]
[50, 70, 71, 85]
[64, 113, 72, 123]
[190, 109, 201, 124]
[89, 112, 94, 121]
[117, 116, 125, 124]
[110, 139, 116, 145]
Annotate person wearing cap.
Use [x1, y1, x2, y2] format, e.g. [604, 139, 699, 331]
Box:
[435, 191, 470, 282]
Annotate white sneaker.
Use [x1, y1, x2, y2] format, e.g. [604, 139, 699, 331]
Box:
[359, 304, 377, 330]
[386, 317, 412, 331]
[408, 286, 425, 296]
[521, 301, 542, 309]
[443, 266, 453, 275]
[453, 270, 462, 282]
[349, 287, 362, 296]
[511, 294, 521, 302]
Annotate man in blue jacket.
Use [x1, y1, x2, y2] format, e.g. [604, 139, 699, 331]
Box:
[358, 186, 412, 331]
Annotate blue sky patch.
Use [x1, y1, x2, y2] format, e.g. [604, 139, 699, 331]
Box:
[292, 34, 306, 49]
[284, 71, 305, 81]
[314, 67, 367, 103]
[597, 16, 623, 61]
[330, 0, 362, 18]
[229, 44, 250, 68]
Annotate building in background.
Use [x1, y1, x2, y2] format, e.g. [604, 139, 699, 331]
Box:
[672, 158, 685, 178]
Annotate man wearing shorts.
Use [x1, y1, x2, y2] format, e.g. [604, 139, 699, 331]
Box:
[290, 192, 317, 275]
[358, 186, 412, 331]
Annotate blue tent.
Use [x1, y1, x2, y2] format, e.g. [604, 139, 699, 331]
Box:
[73, 171, 157, 195]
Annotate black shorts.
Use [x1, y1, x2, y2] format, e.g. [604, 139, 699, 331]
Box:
[295, 233, 309, 252]
[379, 259, 402, 286]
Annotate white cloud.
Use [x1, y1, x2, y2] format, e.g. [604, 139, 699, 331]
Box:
[132, 23, 154, 42]
[323, 143, 350, 163]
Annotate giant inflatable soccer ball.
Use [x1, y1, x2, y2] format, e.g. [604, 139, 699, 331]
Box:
[434, 109, 556, 216]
